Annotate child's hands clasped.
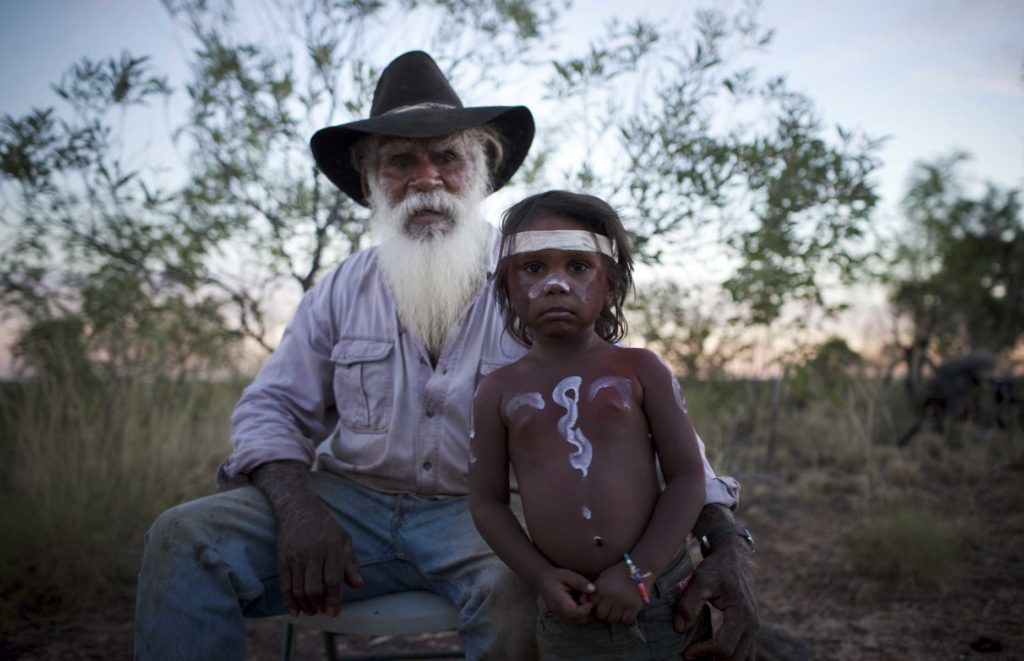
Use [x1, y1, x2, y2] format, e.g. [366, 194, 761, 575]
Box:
[591, 560, 653, 625]
[538, 567, 597, 625]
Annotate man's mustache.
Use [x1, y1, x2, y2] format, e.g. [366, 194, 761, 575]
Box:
[391, 190, 464, 221]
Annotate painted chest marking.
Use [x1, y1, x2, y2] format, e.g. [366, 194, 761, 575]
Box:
[552, 376, 593, 477]
[588, 376, 633, 409]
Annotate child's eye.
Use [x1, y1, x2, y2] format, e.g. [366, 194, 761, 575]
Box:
[569, 262, 589, 273]
[524, 263, 543, 274]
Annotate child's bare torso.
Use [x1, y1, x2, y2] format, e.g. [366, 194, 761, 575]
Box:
[495, 345, 661, 579]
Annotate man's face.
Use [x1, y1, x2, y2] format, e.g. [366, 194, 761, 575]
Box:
[372, 134, 480, 237]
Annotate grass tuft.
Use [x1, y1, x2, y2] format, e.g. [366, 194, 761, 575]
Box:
[842, 509, 960, 587]
[0, 374, 241, 621]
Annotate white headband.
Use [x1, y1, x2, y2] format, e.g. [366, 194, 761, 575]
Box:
[508, 230, 615, 258]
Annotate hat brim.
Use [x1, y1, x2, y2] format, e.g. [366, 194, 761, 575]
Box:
[310, 105, 534, 207]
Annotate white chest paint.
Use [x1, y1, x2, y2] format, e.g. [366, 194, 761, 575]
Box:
[552, 376, 593, 477]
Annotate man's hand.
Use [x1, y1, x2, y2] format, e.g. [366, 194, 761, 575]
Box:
[250, 461, 364, 617]
[538, 567, 596, 625]
[276, 499, 363, 617]
[675, 536, 759, 660]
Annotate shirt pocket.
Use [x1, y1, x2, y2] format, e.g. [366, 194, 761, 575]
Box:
[331, 338, 394, 433]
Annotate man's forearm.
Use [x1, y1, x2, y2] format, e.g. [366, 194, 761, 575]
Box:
[250, 460, 321, 523]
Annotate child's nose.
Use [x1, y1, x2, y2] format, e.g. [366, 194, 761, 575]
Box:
[543, 277, 570, 295]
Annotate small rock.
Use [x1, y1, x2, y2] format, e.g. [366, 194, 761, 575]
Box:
[853, 581, 885, 606]
[969, 636, 1004, 653]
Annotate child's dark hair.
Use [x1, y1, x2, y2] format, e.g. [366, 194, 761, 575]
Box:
[493, 190, 634, 346]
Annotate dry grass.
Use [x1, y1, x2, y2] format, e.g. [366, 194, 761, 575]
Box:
[0, 373, 241, 620]
[841, 509, 961, 586]
[1, 367, 1020, 628]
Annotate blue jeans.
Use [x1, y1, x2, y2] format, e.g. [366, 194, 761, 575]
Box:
[134, 471, 537, 660]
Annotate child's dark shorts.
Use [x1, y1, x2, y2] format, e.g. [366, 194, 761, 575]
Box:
[535, 547, 712, 660]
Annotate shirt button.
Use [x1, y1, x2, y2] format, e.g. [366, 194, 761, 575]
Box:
[423, 461, 432, 471]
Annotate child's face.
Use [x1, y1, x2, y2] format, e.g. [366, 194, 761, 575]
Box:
[506, 213, 611, 340]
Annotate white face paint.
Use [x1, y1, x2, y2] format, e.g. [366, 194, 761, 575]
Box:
[582, 506, 592, 520]
[527, 274, 572, 300]
[588, 376, 632, 409]
[505, 391, 546, 418]
[655, 355, 689, 414]
[552, 376, 593, 477]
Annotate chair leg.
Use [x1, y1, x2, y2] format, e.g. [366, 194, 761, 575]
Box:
[324, 631, 340, 661]
[280, 622, 296, 661]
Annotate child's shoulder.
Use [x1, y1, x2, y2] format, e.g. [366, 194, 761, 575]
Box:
[476, 355, 535, 400]
[604, 344, 666, 369]
[602, 345, 676, 384]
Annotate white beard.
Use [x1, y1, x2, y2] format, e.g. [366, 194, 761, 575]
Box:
[369, 179, 492, 358]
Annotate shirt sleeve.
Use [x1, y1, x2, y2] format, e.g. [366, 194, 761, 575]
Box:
[216, 282, 339, 490]
[694, 431, 741, 509]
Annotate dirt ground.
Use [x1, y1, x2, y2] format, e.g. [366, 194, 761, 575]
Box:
[3, 453, 1022, 660]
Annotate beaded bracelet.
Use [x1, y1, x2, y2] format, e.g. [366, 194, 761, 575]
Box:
[622, 553, 651, 604]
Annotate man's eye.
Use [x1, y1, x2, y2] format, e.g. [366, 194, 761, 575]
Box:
[439, 150, 459, 163]
[389, 156, 412, 168]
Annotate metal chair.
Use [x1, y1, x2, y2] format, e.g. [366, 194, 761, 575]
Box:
[279, 590, 464, 661]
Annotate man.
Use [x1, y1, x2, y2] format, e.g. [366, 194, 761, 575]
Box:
[135, 51, 758, 660]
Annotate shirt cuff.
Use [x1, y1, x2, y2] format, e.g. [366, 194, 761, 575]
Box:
[216, 437, 316, 491]
[704, 475, 741, 510]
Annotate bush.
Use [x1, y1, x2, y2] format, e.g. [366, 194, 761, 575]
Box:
[842, 510, 959, 586]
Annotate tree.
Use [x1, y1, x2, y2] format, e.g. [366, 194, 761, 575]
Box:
[0, 53, 237, 376]
[887, 154, 1024, 364]
[545, 4, 883, 328]
[165, 0, 567, 350]
[2, 1, 882, 375]
[0, 0, 566, 372]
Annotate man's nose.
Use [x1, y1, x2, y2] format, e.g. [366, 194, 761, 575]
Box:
[410, 157, 442, 191]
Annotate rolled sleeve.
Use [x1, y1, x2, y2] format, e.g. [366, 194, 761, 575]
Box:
[216, 434, 317, 490]
[694, 432, 740, 510]
[219, 283, 339, 490]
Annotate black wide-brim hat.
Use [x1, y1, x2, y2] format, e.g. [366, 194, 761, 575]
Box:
[310, 51, 535, 207]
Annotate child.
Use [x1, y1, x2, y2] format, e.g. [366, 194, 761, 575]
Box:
[469, 190, 710, 658]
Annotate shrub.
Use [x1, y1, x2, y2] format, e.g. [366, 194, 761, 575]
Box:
[842, 509, 959, 587]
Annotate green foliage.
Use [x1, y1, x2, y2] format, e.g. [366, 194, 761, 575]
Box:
[842, 510, 959, 585]
[161, 0, 568, 348]
[0, 52, 240, 376]
[787, 336, 863, 406]
[1, 0, 568, 369]
[629, 279, 751, 377]
[547, 4, 882, 326]
[887, 154, 1024, 357]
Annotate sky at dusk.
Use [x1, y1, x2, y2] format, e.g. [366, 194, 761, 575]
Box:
[2, 0, 1021, 206]
[0, 0, 1022, 371]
